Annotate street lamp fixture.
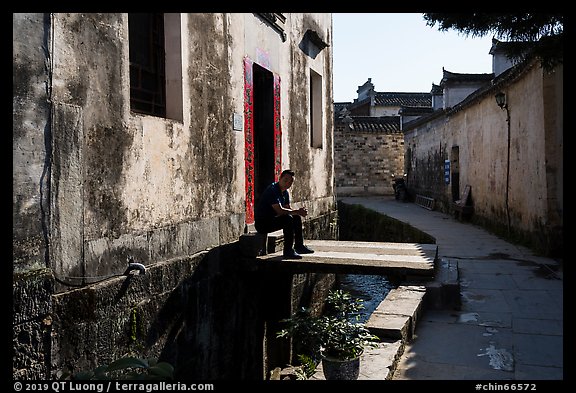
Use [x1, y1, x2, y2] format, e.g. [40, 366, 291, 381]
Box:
[495, 91, 507, 109]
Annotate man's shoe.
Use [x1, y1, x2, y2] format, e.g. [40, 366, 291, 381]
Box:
[283, 249, 302, 259]
[295, 245, 314, 254]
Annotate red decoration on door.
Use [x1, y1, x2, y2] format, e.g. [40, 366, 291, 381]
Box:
[244, 57, 255, 224]
[274, 75, 282, 180]
[244, 58, 282, 225]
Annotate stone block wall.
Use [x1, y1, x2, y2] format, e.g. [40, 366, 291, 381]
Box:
[334, 123, 404, 196]
[13, 213, 338, 380]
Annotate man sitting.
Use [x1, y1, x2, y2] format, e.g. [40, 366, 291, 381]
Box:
[254, 169, 314, 259]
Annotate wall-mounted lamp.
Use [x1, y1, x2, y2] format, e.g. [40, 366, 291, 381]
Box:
[495, 91, 507, 109]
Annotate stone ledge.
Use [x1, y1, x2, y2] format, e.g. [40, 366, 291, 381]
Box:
[425, 258, 461, 310]
[365, 285, 426, 342]
[266, 230, 284, 253]
[239, 230, 284, 257]
[239, 232, 267, 257]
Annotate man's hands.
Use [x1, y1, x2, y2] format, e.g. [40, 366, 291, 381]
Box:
[296, 207, 308, 217]
[272, 203, 308, 217]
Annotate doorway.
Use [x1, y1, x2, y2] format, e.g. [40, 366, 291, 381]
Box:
[451, 146, 460, 202]
[243, 58, 281, 224]
[253, 63, 275, 212]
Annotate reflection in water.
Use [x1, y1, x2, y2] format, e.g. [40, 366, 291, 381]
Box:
[336, 274, 393, 323]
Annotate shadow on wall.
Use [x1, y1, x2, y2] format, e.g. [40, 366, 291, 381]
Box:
[143, 244, 266, 380]
[337, 201, 436, 244]
[143, 243, 334, 380]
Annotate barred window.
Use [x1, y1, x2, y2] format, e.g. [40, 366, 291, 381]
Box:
[128, 13, 166, 117]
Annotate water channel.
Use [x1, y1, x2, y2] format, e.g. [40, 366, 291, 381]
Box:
[335, 274, 393, 323]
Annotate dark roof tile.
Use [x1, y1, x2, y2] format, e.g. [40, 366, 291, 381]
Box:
[440, 68, 494, 85]
[399, 106, 434, 115]
[374, 92, 431, 107]
[338, 116, 401, 133]
[431, 83, 443, 94]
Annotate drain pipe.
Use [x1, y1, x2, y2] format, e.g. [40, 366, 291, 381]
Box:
[495, 91, 511, 236]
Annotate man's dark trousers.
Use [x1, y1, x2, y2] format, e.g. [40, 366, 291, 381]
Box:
[255, 214, 304, 252]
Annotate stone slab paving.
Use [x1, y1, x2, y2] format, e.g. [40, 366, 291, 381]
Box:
[309, 340, 403, 380]
[339, 197, 563, 381]
[258, 239, 437, 277]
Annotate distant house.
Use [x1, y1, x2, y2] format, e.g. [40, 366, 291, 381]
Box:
[403, 38, 563, 257]
[490, 38, 524, 76]
[333, 39, 531, 200]
[437, 68, 494, 110]
[333, 79, 432, 196]
[335, 39, 562, 258]
[339, 78, 432, 118]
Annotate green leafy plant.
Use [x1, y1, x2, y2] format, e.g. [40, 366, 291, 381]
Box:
[60, 356, 174, 380]
[277, 289, 379, 362]
[294, 354, 317, 379]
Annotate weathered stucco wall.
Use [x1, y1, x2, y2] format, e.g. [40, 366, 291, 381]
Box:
[403, 116, 448, 203]
[44, 14, 247, 283]
[405, 59, 563, 256]
[13, 12, 336, 380]
[285, 14, 334, 204]
[14, 12, 334, 287]
[372, 106, 400, 117]
[13, 13, 52, 274]
[443, 84, 482, 109]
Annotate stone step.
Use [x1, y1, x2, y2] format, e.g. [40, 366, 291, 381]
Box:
[365, 285, 426, 342]
[266, 230, 284, 253]
[310, 285, 425, 380]
[239, 230, 284, 257]
[258, 240, 437, 278]
[424, 258, 461, 310]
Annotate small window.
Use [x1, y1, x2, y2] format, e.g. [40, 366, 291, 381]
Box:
[129, 13, 166, 117]
[310, 69, 323, 148]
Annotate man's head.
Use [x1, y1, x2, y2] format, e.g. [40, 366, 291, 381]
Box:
[278, 169, 295, 191]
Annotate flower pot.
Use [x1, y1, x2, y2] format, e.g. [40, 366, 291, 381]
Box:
[321, 355, 360, 380]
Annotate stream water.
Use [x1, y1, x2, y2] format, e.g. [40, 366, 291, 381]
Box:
[335, 274, 393, 323]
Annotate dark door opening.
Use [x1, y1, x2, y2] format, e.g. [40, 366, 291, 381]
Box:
[253, 63, 276, 208]
[451, 146, 460, 202]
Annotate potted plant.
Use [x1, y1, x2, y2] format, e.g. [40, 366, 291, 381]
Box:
[277, 289, 379, 380]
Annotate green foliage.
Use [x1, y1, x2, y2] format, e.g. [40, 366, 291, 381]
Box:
[130, 308, 138, 343]
[60, 356, 174, 380]
[294, 354, 317, 380]
[423, 13, 563, 40]
[422, 13, 563, 70]
[277, 290, 379, 362]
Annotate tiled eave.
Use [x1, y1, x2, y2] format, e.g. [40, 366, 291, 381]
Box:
[404, 56, 541, 133]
